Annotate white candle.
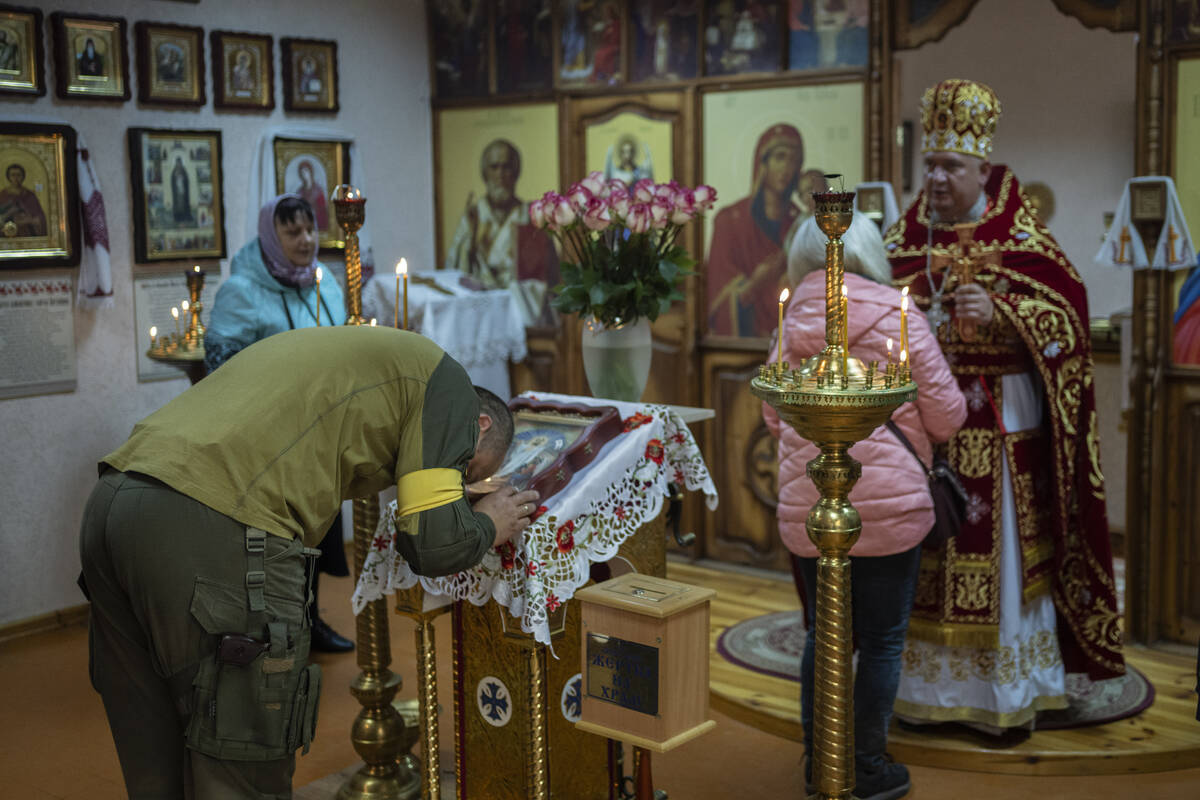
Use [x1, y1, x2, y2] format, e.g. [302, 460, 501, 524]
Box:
[370, 318, 377, 327]
[149, 326, 157, 349]
[399, 257, 409, 330]
[841, 284, 849, 376]
[400, 260, 410, 328]
[315, 267, 323, 325]
[777, 288, 789, 369]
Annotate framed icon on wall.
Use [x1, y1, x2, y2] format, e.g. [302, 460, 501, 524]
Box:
[50, 12, 130, 102]
[211, 30, 273, 111]
[272, 137, 351, 251]
[128, 128, 226, 263]
[135, 21, 205, 106]
[0, 122, 80, 268]
[0, 4, 46, 97]
[281, 37, 338, 112]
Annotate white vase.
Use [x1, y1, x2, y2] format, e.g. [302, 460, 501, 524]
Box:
[580, 316, 653, 402]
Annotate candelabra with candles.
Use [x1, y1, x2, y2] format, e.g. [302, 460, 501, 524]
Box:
[146, 265, 209, 384]
[750, 191, 916, 800]
[331, 185, 421, 800]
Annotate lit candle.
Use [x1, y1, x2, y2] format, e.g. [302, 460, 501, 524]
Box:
[841, 284, 849, 377]
[315, 267, 323, 325]
[181, 299, 189, 313]
[886, 337, 894, 367]
[370, 317, 377, 327]
[149, 326, 157, 349]
[399, 257, 409, 330]
[777, 288, 789, 369]
[900, 286, 910, 364]
[171, 306, 180, 339]
[400, 260, 410, 328]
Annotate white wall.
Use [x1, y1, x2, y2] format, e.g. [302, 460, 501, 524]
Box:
[0, 0, 433, 626]
[895, 0, 1137, 320]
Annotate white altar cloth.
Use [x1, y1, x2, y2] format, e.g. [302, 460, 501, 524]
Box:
[351, 392, 719, 646]
[362, 269, 527, 398]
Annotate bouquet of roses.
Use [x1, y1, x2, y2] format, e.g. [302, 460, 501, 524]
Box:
[530, 172, 716, 328]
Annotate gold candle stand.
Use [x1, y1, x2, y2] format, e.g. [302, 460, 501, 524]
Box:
[750, 191, 915, 800]
[146, 267, 208, 384]
[334, 187, 421, 800]
[332, 184, 369, 327]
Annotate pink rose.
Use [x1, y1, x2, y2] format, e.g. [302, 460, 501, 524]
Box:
[582, 197, 612, 231]
[692, 184, 717, 211]
[631, 178, 655, 203]
[650, 197, 672, 229]
[627, 203, 653, 234]
[653, 182, 676, 201]
[607, 190, 631, 219]
[581, 171, 606, 195]
[601, 179, 628, 200]
[566, 182, 594, 213]
[547, 193, 576, 230]
[670, 189, 695, 225]
[529, 197, 547, 229]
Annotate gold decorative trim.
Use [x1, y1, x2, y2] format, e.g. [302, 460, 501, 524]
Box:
[894, 693, 1067, 729]
[907, 617, 999, 650]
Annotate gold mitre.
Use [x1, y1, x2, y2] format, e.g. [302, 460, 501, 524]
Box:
[920, 79, 1001, 159]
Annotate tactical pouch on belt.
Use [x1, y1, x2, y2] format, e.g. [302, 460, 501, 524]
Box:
[182, 532, 323, 761]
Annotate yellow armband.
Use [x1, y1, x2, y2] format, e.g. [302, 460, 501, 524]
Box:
[396, 468, 464, 518]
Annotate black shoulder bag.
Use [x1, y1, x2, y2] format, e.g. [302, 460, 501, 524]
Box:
[884, 420, 968, 546]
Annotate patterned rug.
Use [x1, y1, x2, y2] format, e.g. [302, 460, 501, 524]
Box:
[716, 610, 1155, 730]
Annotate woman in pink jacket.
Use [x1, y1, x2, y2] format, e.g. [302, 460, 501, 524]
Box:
[764, 214, 966, 800]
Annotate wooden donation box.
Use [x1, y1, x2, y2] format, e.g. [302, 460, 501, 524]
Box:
[575, 574, 717, 752]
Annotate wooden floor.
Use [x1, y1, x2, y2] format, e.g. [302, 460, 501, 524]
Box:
[673, 560, 1200, 776]
[5, 559, 1200, 798]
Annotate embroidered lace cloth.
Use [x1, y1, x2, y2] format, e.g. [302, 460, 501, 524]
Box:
[351, 392, 719, 645]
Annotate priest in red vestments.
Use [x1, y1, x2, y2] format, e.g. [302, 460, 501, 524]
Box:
[885, 79, 1124, 733]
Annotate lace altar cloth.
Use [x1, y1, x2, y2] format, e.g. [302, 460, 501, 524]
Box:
[351, 392, 719, 645]
[362, 269, 527, 397]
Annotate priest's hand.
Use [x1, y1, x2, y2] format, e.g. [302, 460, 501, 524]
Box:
[954, 283, 995, 325]
[474, 486, 541, 547]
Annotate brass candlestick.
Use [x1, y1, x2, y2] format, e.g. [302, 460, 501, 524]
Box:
[335, 185, 420, 800]
[332, 184, 369, 327]
[750, 191, 916, 800]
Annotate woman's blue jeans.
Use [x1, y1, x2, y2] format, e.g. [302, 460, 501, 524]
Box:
[794, 544, 922, 770]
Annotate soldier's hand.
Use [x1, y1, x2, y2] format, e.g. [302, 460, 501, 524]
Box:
[473, 486, 540, 547]
[954, 283, 994, 325]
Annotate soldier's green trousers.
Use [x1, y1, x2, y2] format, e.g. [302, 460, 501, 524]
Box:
[79, 469, 322, 799]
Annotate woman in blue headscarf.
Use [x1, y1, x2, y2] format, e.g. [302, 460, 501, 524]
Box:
[204, 194, 354, 653]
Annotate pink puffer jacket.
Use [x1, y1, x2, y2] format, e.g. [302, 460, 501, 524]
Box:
[764, 271, 967, 557]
